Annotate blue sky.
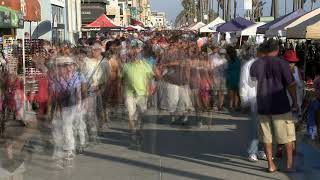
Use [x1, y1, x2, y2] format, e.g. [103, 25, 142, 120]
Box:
[150, 0, 320, 22]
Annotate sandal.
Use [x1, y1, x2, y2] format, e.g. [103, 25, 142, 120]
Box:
[267, 168, 278, 173]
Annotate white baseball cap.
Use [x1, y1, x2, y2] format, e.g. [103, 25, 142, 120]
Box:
[56, 56, 75, 65]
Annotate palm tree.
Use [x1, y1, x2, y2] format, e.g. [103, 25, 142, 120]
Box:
[285, 0, 287, 14]
[311, 0, 317, 10]
[175, 0, 197, 26]
[223, 0, 226, 20]
[227, 0, 231, 20]
[293, 0, 305, 11]
[271, 0, 279, 18]
[217, 0, 222, 17]
[234, 0, 237, 18]
[252, 0, 265, 21]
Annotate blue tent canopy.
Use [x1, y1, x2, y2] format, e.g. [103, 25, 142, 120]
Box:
[257, 9, 306, 34]
[216, 17, 254, 32]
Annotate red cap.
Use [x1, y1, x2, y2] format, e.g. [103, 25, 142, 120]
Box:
[284, 50, 299, 62]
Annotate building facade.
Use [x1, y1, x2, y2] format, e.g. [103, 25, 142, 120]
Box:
[81, 0, 108, 25]
[105, 0, 121, 25]
[150, 11, 166, 28]
[16, 0, 82, 44]
[118, 0, 130, 27]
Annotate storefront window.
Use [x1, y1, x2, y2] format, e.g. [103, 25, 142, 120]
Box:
[51, 5, 64, 43]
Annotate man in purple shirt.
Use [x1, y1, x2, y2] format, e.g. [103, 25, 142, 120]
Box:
[250, 39, 298, 173]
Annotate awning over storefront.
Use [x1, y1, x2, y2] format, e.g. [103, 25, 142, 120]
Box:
[84, 14, 120, 28]
[217, 17, 254, 32]
[0, 5, 24, 28]
[131, 19, 144, 27]
[200, 17, 225, 33]
[257, 9, 306, 34]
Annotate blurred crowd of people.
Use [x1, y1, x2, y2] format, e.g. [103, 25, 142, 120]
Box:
[0, 30, 316, 173]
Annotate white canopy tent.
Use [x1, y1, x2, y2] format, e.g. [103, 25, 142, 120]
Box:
[127, 25, 146, 31]
[237, 22, 266, 36]
[287, 20, 320, 39]
[199, 17, 225, 33]
[190, 22, 206, 31]
[265, 8, 320, 37]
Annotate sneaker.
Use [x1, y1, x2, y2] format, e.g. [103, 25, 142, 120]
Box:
[170, 116, 177, 125]
[181, 116, 189, 125]
[248, 154, 258, 162]
[257, 151, 267, 161]
[63, 158, 73, 168]
[53, 160, 64, 170]
[90, 136, 100, 146]
[63, 152, 74, 168]
[77, 146, 85, 155]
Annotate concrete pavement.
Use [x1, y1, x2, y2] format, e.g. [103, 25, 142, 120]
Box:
[1, 110, 320, 180]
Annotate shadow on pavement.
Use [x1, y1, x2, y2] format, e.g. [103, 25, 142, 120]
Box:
[93, 115, 284, 179]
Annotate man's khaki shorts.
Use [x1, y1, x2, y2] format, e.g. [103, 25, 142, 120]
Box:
[259, 113, 296, 144]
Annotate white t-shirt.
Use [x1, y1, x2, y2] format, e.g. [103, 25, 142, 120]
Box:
[240, 58, 257, 112]
[82, 57, 108, 89]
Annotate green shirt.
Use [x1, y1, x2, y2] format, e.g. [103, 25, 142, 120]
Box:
[122, 60, 154, 96]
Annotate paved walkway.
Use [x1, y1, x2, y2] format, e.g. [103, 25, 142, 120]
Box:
[1, 111, 320, 180]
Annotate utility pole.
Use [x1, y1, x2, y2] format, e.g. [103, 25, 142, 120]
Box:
[271, 0, 279, 19]
[274, 0, 279, 18]
[227, 0, 231, 21]
[217, 0, 220, 17]
[223, 0, 226, 20]
[285, 0, 287, 14]
[234, 0, 237, 18]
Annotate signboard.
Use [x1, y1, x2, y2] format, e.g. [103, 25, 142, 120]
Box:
[130, 7, 138, 19]
[0, 7, 23, 28]
[0, 0, 21, 11]
[259, 16, 274, 22]
[0, 10, 12, 28]
[24, 0, 41, 21]
[51, 0, 65, 7]
[17, 12, 24, 28]
[244, 0, 252, 10]
[81, 3, 106, 24]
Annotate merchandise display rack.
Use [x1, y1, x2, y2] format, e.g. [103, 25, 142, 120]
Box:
[1, 38, 46, 97]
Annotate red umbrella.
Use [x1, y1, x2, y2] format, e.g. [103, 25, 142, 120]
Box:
[131, 18, 144, 27]
[126, 26, 137, 31]
[85, 14, 118, 28]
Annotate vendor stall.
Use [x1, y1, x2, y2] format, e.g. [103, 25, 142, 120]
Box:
[126, 25, 146, 31]
[237, 22, 266, 36]
[216, 17, 254, 33]
[265, 8, 320, 37]
[189, 22, 206, 31]
[257, 9, 305, 35]
[82, 14, 122, 36]
[131, 18, 145, 27]
[200, 17, 225, 33]
[287, 19, 320, 39]
[236, 22, 266, 45]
